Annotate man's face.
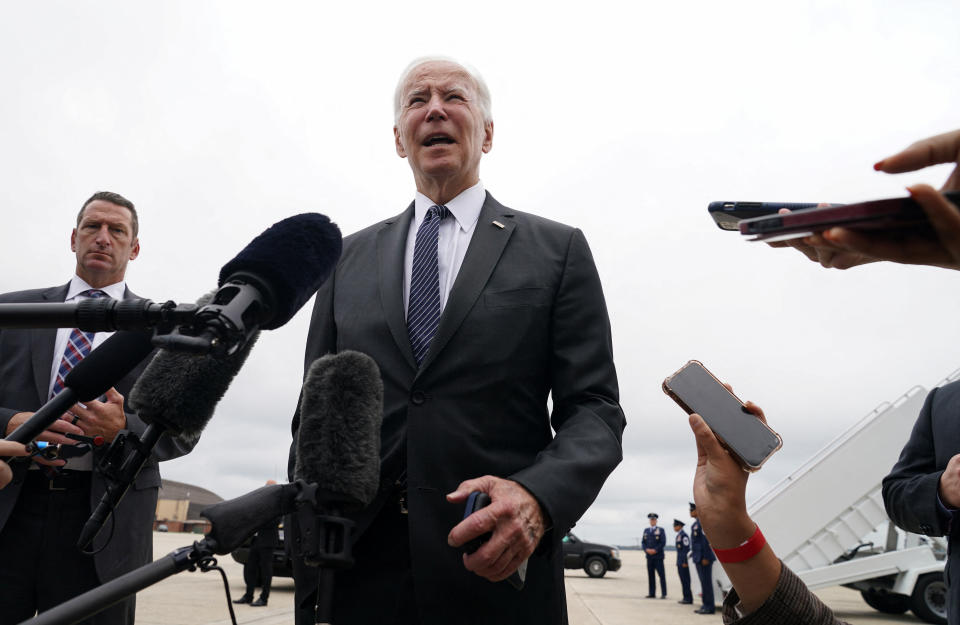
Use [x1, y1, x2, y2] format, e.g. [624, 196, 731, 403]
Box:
[690, 508, 698, 519]
[394, 61, 493, 194]
[674, 523, 682, 532]
[71, 200, 139, 288]
[649, 517, 657, 527]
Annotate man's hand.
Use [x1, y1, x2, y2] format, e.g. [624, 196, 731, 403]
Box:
[689, 403, 762, 550]
[65, 387, 127, 442]
[938, 454, 960, 509]
[6, 411, 84, 445]
[446, 475, 546, 582]
[0, 441, 28, 488]
[645, 548, 656, 555]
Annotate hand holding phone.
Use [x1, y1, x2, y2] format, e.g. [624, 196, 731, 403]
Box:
[663, 361, 781, 471]
[459, 491, 527, 590]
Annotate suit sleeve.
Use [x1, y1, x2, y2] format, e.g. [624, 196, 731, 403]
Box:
[882, 387, 950, 536]
[509, 228, 626, 540]
[288, 272, 337, 481]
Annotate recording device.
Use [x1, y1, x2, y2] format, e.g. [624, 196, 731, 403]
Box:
[2, 330, 156, 452]
[738, 191, 960, 240]
[708, 201, 825, 230]
[662, 360, 781, 471]
[156, 212, 342, 356]
[292, 350, 383, 564]
[459, 491, 527, 590]
[77, 214, 342, 548]
[77, 293, 261, 550]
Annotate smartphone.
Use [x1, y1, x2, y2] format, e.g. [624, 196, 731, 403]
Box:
[708, 201, 825, 231]
[662, 361, 782, 471]
[460, 491, 526, 590]
[739, 191, 960, 240]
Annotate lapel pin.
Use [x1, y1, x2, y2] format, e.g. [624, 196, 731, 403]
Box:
[492, 220, 505, 229]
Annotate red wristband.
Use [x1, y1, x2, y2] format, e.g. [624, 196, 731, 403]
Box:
[712, 525, 765, 563]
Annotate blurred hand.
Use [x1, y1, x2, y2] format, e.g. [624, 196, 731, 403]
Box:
[0, 441, 29, 488]
[447, 475, 545, 582]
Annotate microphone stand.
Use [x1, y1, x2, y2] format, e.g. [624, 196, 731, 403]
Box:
[0, 298, 197, 332]
[23, 539, 222, 625]
[22, 481, 319, 625]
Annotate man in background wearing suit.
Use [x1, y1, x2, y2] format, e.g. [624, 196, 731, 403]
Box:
[0, 192, 195, 625]
[290, 57, 626, 624]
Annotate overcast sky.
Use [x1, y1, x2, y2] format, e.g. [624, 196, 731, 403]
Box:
[2, 1, 959, 546]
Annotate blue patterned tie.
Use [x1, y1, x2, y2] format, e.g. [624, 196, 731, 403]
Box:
[51, 289, 107, 398]
[407, 205, 449, 366]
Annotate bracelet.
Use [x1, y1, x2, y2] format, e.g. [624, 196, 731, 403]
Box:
[712, 524, 766, 563]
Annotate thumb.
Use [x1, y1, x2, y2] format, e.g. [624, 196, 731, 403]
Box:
[104, 387, 124, 405]
[689, 413, 723, 462]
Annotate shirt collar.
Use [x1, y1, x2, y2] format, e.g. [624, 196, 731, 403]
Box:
[65, 275, 126, 301]
[413, 180, 485, 233]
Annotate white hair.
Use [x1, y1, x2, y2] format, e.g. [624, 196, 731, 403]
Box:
[393, 56, 493, 124]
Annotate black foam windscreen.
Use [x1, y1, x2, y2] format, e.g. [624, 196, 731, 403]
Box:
[217, 213, 342, 331]
[129, 292, 260, 438]
[63, 330, 156, 401]
[294, 351, 383, 508]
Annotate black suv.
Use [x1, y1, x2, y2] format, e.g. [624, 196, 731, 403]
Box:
[562, 532, 622, 578]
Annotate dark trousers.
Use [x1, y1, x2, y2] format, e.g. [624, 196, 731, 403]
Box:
[646, 556, 666, 597]
[293, 505, 420, 625]
[244, 547, 274, 599]
[695, 560, 715, 610]
[677, 562, 693, 602]
[0, 472, 133, 625]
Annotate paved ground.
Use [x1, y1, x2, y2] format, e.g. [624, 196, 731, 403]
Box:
[128, 533, 925, 624]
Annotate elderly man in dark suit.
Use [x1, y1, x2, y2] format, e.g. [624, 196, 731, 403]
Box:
[289, 57, 626, 625]
[0, 191, 195, 625]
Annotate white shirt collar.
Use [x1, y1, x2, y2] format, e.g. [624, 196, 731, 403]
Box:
[65, 275, 127, 301]
[414, 180, 485, 233]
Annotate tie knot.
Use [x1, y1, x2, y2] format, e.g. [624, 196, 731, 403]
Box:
[81, 289, 107, 299]
[427, 205, 449, 221]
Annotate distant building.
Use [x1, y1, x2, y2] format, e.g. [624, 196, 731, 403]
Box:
[154, 479, 224, 533]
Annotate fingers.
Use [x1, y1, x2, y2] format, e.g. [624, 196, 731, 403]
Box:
[40, 418, 84, 445]
[743, 401, 767, 424]
[875, 130, 960, 174]
[688, 413, 723, 460]
[446, 475, 495, 503]
[0, 441, 28, 458]
[447, 499, 497, 548]
[908, 184, 960, 267]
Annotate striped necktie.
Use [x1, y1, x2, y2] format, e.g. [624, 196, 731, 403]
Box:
[407, 205, 449, 366]
[51, 289, 107, 398]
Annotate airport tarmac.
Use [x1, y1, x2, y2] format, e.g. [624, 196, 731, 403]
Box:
[129, 532, 923, 624]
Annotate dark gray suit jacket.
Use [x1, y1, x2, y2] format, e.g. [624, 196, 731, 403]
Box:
[0, 283, 195, 586]
[882, 380, 960, 622]
[290, 193, 626, 624]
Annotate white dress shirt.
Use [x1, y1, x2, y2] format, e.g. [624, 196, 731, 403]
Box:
[403, 181, 485, 317]
[46, 275, 127, 470]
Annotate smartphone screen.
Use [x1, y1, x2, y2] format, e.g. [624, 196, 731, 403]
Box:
[663, 361, 781, 470]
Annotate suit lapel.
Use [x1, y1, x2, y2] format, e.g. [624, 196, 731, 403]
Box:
[417, 193, 515, 375]
[30, 284, 69, 403]
[377, 205, 418, 370]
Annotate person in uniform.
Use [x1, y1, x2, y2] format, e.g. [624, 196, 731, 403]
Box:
[641, 512, 667, 598]
[674, 518, 693, 604]
[690, 502, 716, 614]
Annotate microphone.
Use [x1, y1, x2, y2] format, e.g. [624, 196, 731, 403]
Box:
[3, 330, 155, 447]
[292, 350, 382, 625]
[294, 350, 383, 509]
[155, 213, 342, 356]
[76, 294, 260, 550]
